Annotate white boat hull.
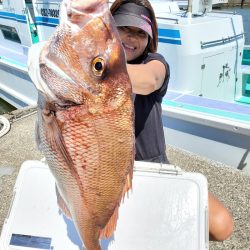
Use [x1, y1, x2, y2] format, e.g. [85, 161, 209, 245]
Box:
[162, 100, 250, 172]
[0, 62, 37, 108]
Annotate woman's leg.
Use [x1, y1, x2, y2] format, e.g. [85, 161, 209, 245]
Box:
[208, 192, 234, 241]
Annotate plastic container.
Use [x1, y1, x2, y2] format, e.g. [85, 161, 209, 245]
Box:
[0, 160, 209, 250]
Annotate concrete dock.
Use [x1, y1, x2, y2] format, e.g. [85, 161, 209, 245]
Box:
[0, 107, 249, 250]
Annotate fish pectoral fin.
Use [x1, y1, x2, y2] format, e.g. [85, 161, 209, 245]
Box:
[42, 108, 74, 168]
[55, 185, 72, 219]
[100, 172, 133, 239]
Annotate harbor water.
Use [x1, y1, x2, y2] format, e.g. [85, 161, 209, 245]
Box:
[223, 6, 250, 45]
[0, 6, 249, 113]
[0, 98, 16, 115]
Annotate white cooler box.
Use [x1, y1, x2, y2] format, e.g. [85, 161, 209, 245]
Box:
[0, 160, 209, 250]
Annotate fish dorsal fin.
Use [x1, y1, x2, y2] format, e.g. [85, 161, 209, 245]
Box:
[99, 171, 133, 239]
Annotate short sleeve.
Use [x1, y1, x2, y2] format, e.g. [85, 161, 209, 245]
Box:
[143, 53, 170, 97]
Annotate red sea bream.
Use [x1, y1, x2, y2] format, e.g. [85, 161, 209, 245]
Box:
[28, 0, 134, 249]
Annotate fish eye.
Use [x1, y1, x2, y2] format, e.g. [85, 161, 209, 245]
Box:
[92, 57, 105, 77]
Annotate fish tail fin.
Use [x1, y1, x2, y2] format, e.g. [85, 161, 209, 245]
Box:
[122, 170, 133, 201]
[99, 171, 133, 239]
[99, 205, 119, 239]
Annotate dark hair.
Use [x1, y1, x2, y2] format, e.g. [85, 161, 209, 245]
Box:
[110, 0, 158, 54]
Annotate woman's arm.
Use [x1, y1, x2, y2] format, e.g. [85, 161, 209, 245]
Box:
[126, 60, 167, 95]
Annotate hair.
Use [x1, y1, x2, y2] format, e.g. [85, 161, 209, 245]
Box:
[110, 0, 158, 54]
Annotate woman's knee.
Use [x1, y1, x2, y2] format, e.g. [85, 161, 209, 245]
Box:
[210, 207, 234, 241]
[208, 192, 234, 241]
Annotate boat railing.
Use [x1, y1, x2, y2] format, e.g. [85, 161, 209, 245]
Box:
[210, 10, 236, 15]
[35, 1, 61, 3]
[156, 16, 179, 24]
[201, 33, 244, 49]
[35, 1, 61, 7]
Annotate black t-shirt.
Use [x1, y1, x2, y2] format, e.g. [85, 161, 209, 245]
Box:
[132, 52, 170, 163]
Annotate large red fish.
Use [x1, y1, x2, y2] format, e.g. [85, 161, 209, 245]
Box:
[28, 0, 134, 249]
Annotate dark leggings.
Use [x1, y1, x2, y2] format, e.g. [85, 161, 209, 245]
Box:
[137, 152, 169, 164]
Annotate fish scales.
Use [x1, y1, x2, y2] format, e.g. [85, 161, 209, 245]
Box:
[28, 0, 134, 249]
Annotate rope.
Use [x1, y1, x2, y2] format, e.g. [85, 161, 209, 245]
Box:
[0, 115, 11, 138]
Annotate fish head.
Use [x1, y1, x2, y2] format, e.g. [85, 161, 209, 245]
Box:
[28, 0, 131, 115]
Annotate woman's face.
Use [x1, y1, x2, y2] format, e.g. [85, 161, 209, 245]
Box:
[117, 26, 149, 62]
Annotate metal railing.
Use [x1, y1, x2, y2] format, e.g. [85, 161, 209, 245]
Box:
[201, 33, 244, 49]
[156, 16, 179, 24]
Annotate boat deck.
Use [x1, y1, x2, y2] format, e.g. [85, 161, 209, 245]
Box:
[241, 64, 250, 74]
[163, 91, 250, 124]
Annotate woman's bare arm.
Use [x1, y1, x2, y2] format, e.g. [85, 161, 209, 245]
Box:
[126, 60, 167, 95]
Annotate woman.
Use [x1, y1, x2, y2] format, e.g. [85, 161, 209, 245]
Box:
[111, 0, 233, 241]
[111, 0, 169, 164]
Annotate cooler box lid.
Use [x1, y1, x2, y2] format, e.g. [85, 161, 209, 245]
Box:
[0, 160, 209, 250]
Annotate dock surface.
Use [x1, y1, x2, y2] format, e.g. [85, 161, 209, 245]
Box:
[0, 107, 249, 250]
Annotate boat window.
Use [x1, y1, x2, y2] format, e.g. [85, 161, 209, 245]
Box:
[25, 0, 32, 3]
[0, 25, 21, 44]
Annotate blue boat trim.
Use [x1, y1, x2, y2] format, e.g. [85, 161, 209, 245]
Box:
[35, 16, 59, 27]
[158, 28, 181, 38]
[35, 16, 59, 25]
[35, 22, 58, 27]
[158, 29, 181, 45]
[0, 11, 27, 23]
[159, 37, 182, 45]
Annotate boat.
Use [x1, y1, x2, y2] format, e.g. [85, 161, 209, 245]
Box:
[0, 0, 249, 171]
[152, 1, 250, 172]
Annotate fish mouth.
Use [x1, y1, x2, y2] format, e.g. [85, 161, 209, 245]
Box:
[65, 0, 108, 25]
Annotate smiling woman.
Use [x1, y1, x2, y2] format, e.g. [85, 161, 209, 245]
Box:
[117, 26, 149, 62]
